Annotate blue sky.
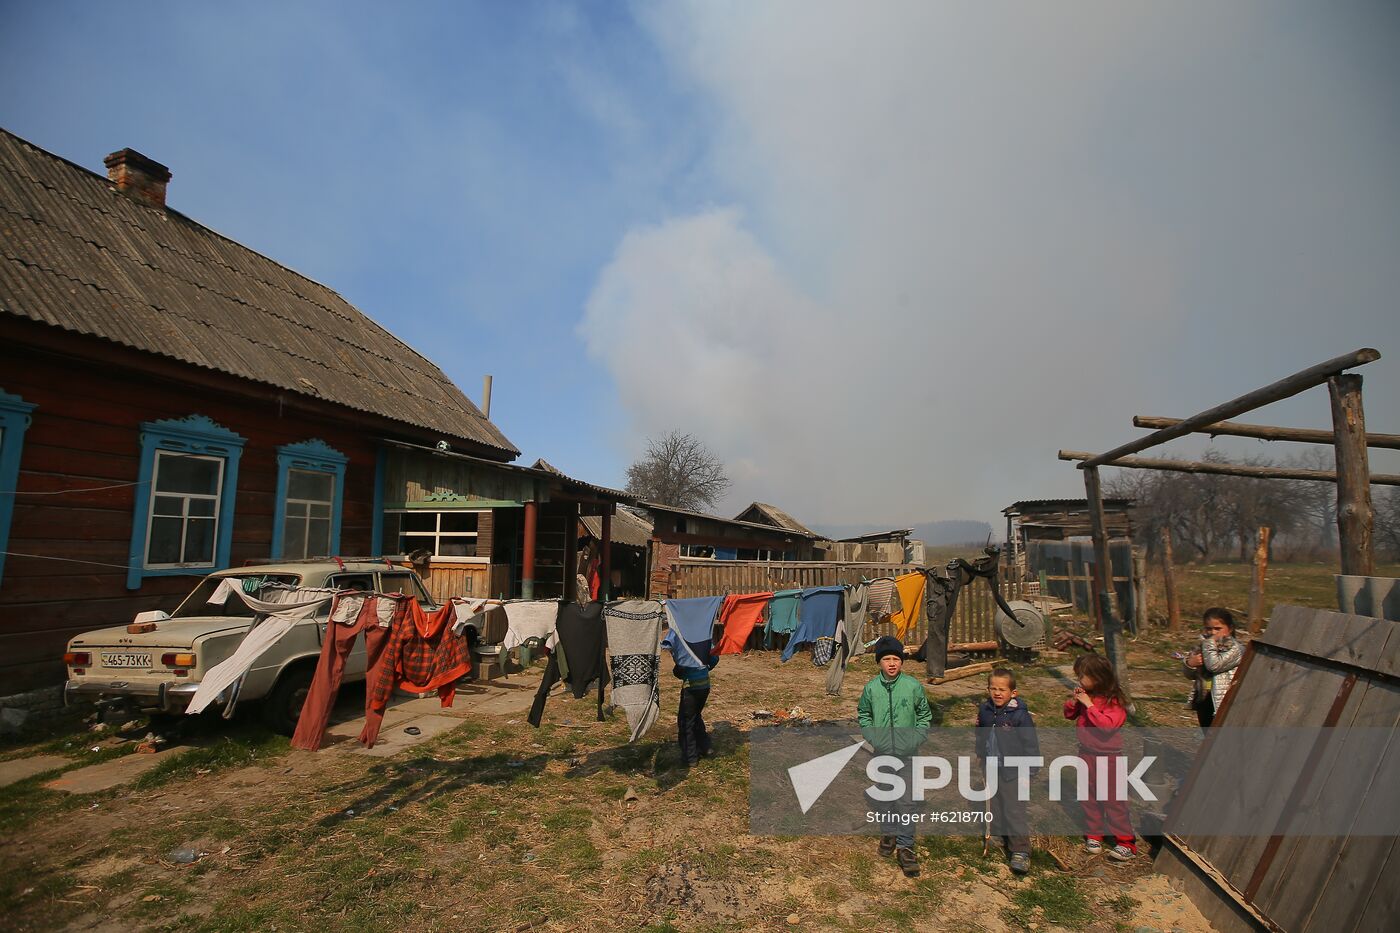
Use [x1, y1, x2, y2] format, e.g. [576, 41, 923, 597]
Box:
[4, 1, 1398, 530]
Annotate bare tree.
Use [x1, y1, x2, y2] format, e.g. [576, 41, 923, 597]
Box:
[625, 431, 732, 511]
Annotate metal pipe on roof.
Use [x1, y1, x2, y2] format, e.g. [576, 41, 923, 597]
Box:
[482, 374, 493, 420]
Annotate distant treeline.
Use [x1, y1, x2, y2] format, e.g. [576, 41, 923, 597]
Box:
[1106, 447, 1400, 562]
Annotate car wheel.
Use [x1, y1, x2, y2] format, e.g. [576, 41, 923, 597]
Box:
[262, 666, 315, 736]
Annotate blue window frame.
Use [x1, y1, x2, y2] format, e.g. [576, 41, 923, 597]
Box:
[0, 388, 36, 586]
[272, 439, 348, 560]
[127, 415, 245, 590]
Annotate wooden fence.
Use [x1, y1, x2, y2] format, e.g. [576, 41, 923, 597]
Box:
[668, 559, 1029, 647]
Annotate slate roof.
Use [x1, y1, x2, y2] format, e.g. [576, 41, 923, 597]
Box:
[733, 501, 820, 537]
[644, 501, 818, 539]
[0, 129, 518, 457]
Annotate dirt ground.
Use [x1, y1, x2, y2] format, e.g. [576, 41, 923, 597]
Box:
[0, 622, 1218, 933]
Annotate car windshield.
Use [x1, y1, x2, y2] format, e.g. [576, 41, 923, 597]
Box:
[171, 573, 303, 618]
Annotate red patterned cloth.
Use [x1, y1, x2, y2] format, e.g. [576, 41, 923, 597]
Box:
[360, 601, 471, 747]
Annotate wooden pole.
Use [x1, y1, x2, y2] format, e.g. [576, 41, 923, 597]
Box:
[1133, 547, 1148, 633]
[1330, 374, 1375, 576]
[1085, 561, 1101, 630]
[1246, 526, 1271, 633]
[563, 504, 578, 602]
[1066, 560, 1080, 614]
[1058, 450, 1400, 486]
[600, 506, 613, 601]
[1080, 348, 1379, 468]
[1133, 415, 1400, 450]
[1161, 527, 1180, 631]
[1084, 465, 1129, 692]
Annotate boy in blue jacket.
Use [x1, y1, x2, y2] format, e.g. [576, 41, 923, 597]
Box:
[975, 667, 1040, 875]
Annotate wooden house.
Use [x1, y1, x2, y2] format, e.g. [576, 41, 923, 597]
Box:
[0, 129, 627, 692]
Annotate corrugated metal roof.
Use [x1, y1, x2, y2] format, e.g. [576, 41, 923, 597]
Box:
[580, 508, 653, 549]
[643, 501, 818, 539]
[531, 459, 632, 501]
[1003, 498, 1135, 514]
[0, 129, 518, 456]
[734, 501, 819, 537]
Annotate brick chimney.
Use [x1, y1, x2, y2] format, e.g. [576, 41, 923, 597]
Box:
[103, 148, 171, 208]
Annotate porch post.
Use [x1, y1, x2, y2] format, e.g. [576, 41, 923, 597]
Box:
[600, 506, 614, 602]
[522, 499, 538, 599]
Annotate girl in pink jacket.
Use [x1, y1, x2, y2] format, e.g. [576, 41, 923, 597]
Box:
[1064, 653, 1136, 860]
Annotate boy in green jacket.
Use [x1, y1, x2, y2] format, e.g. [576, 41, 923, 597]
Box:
[858, 635, 934, 877]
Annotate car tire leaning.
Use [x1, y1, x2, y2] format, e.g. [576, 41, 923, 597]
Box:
[262, 665, 315, 736]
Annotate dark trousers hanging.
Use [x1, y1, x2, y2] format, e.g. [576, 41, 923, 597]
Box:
[677, 684, 712, 766]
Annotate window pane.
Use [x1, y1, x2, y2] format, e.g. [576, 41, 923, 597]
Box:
[403, 512, 438, 533]
[439, 540, 477, 558]
[284, 516, 307, 560]
[439, 512, 479, 533]
[188, 498, 216, 518]
[156, 454, 220, 495]
[148, 517, 183, 564]
[286, 500, 309, 519]
[287, 469, 333, 502]
[183, 518, 216, 563]
[306, 518, 330, 557]
[309, 502, 331, 519]
[152, 495, 185, 517]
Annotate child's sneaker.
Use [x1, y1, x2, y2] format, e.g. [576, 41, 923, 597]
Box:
[1009, 851, 1031, 875]
[1084, 839, 1103, 855]
[878, 836, 896, 857]
[896, 846, 920, 878]
[1107, 844, 1136, 862]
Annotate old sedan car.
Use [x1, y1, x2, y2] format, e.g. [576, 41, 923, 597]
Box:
[63, 560, 439, 733]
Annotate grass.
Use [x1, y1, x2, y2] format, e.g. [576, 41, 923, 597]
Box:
[131, 726, 289, 790]
[1003, 874, 1094, 928]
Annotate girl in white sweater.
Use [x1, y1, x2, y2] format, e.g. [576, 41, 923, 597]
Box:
[1183, 607, 1244, 728]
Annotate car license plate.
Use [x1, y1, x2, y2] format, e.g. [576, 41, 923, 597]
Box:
[100, 652, 152, 669]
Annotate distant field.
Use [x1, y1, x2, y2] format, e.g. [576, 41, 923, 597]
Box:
[1143, 560, 1400, 626]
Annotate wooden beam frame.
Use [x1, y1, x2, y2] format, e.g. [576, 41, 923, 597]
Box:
[1058, 450, 1400, 485]
[1079, 348, 1379, 469]
[1133, 415, 1400, 450]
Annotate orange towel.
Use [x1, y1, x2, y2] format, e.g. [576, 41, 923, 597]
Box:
[890, 571, 926, 642]
[713, 592, 774, 655]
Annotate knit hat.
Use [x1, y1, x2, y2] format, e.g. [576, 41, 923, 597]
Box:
[873, 635, 905, 661]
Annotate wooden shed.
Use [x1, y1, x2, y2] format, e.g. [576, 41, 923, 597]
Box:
[1156, 601, 1400, 932]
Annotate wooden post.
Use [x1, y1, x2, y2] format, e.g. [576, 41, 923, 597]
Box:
[1161, 527, 1180, 631]
[521, 499, 538, 599]
[1084, 465, 1129, 691]
[1066, 560, 1080, 613]
[1133, 547, 1148, 633]
[600, 506, 613, 602]
[1329, 374, 1375, 576]
[563, 504, 579, 603]
[1246, 526, 1271, 633]
[1085, 561, 1100, 629]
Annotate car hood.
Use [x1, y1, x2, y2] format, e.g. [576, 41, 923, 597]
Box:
[69, 616, 253, 648]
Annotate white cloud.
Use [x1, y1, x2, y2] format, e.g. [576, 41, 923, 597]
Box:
[582, 2, 1400, 527]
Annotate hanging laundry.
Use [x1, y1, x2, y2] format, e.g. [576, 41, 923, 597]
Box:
[502, 600, 561, 651]
[186, 586, 339, 715]
[529, 601, 610, 726]
[713, 592, 773, 655]
[764, 589, 803, 648]
[866, 577, 901, 621]
[448, 597, 493, 636]
[662, 595, 724, 671]
[782, 586, 844, 663]
[824, 617, 850, 696]
[360, 599, 472, 747]
[889, 571, 927, 642]
[601, 600, 665, 742]
[291, 593, 412, 751]
[843, 582, 870, 657]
